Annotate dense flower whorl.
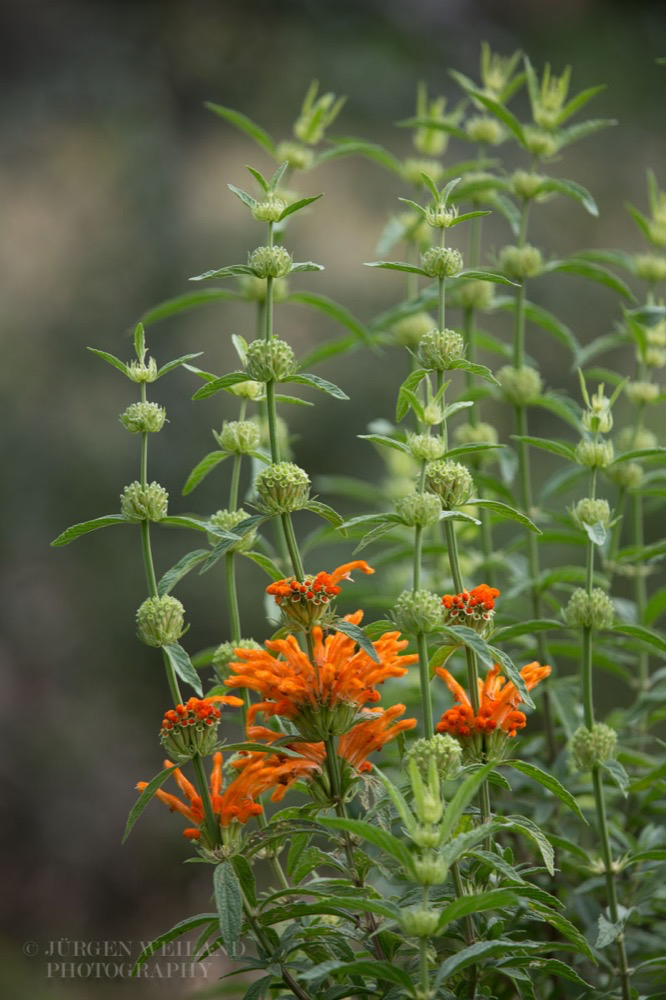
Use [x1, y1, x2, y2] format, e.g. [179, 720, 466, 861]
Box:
[159, 695, 243, 762]
[266, 561, 374, 630]
[442, 584, 500, 637]
[226, 611, 418, 740]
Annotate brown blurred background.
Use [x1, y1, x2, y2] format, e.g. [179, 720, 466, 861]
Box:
[2, 0, 665, 996]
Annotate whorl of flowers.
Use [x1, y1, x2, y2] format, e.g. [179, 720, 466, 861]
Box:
[266, 561, 374, 630]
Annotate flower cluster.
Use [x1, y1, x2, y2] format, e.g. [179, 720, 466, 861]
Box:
[159, 695, 243, 761]
[442, 584, 500, 636]
[266, 560, 374, 630]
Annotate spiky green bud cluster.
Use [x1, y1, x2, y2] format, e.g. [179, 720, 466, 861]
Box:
[572, 497, 612, 530]
[421, 246, 464, 279]
[465, 115, 504, 145]
[497, 365, 543, 405]
[647, 321, 666, 347]
[392, 311, 436, 348]
[213, 638, 262, 682]
[563, 588, 614, 629]
[625, 380, 659, 405]
[255, 462, 310, 514]
[522, 126, 559, 159]
[575, 439, 614, 469]
[422, 403, 444, 426]
[617, 428, 657, 453]
[407, 432, 446, 462]
[425, 460, 474, 509]
[454, 421, 498, 464]
[570, 723, 617, 771]
[393, 589, 444, 635]
[634, 253, 666, 284]
[401, 906, 440, 937]
[217, 420, 261, 454]
[136, 595, 186, 647]
[402, 158, 445, 186]
[417, 328, 465, 370]
[498, 243, 544, 280]
[646, 347, 666, 368]
[275, 141, 314, 171]
[452, 279, 495, 311]
[511, 170, 545, 200]
[249, 245, 292, 279]
[208, 508, 257, 552]
[606, 461, 644, 490]
[120, 401, 166, 434]
[411, 854, 449, 886]
[406, 734, 462, 781]
[396, 491, 442, 528]
[120, 481, 168, 522]
[246, 338, 297, 382]
[228, 377, 264, 400]
[251, 196, 286, 223]
[425, 203, 458, 228]
[127, 357, 158, 383]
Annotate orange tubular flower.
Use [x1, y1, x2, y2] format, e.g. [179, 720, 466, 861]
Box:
[159, 695, 243, 761]
[266, 561, 375, 630]
[436, 661, 551, 761]
[441, 584, 500, 637]
[338, 704, 417, 773]
[227, 610, 418, 740]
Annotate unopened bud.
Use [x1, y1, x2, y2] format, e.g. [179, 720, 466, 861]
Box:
[238, 275, 289, 303]
[403, 158, 445, 186]
[217, 420, 261, 454]
[137, 595, 186, 647]
[407, 734, 462, 781]
[393, 590, 443, 635]
[452, 279, 495, 311]
[422, 403, 444, 427]
[275, 141, 314, 172]
[120, 401, 166, 434]
[407, 432, 446, 462]
[511, 170, 545, 200]
[497, 365, 543, 405]
[421, 246, 463, 279]
[425, 203, 458, 228]
[522, 126, 559, 159]
[625, 380, 659, 405]
[228, 377, 264, 400]
[251, 196, 286, 223]
[563, 588, 614, 629]
[401, 906, 440, 937]
[127, 357, 158, 383]
[570, 723, 617, 771]
[646, 321, 666, 347]
[392, 311, 436, 349]
[213, 638, 262, 682]
[634, 253, 666, 284]
[255, 462, 310, 514]
[572, 497, 612, 530]
[646, 347, 666, 368]
[120, 481, 168, 522]
[454, 422, 499, 463]
[418, 328, 465, 370]
[425, 460, 474, 509]
[249, 245, 292, 279]
[411, 854, 449, 885]
[606, 461, 643, 490]
[465, 115, 504, 145]
[617, 428, 657, 452]
[582, 387, 613, 434]
[208, 508, 257, 552]
[396, 491, 442, 527]
[246, 338, 297, 382]
[575, 439, 614, 469]
[498, 243, 543, 280]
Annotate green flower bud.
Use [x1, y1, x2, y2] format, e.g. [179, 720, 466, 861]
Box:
[213, 638, 262, 682]
[646, 347, 666, 368]
[228, 377, 264, 400]
[422, 403, 444, 427]
[407, 432, 446, 462]
[617, 428, 657, 452]
[647, 320, 666, 347]
[497, 365, 543, 405]
[127, 357, 158, 383]
[425, 460, 474, 509]
[570, 723, 617, 771]
[120, 481, 169, 522]
[465, 115, 505, 145]
[454, 422, 498, 466]
[249, 245, 292, 279]
[396, 491, 442, 528]
[511, 170, 545, 200]
[451, 279, 495, 311]
[401, 906, 440, 937]
[275, 141, 314, 172]
[392, 311, 436, 349]
[208, 508, 257, 553]
[217, 420, 261, 454]
[411, 824, 441, 849]
[402, 158, 445, 186]
[625, 380, 660, 405]
[246, 338, 297, 382]
[255, 462, 310, 514]
[563, 588, 614, 629]
[406, 734, 462, 781]
[582, 386, 613, 434]
[136, 595, 186, 647]
[522, 126, 559, 159]
[120, 401, 166, 434]
[606, 461, 644, 490]
[572, 497, 612, 530]
[417, 328, 465, 370]
[425, 203, 458, 228]
[411, 854, 449, 886]
[421, 246, 464, 279]
[238, 275, 290, 303]
[634, 253, 666, 284]
[575, 439, 614, 469]
[294, 87, 341, 145]
[498, 243, 544, 280]
[393, 589, 444, 635]
[251, 196, 286, 223]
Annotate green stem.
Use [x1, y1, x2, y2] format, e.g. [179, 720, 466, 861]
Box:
[226, 553, 242, 645]
[416, 631, 434, 736]
[413, 524, 423, 591]
[632, 493, 649, 691]
[191, 753, 220, 847]
[229, 453, 242, 512]
[281, 513, 305, 580]
[437, 275, 445, 332]
[265, 381, 280, 463]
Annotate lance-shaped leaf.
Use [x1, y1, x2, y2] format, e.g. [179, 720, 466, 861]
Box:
[156, 353, 204, 379]
[437, 889, 518, 932]
[214, 863, 243, 955]
[458, 268, 519, 285]
[439, 762, 497, 842]
[122, 764, 179, 843]
[333, 620, 381, 663]
[467, 497, 541, 534]
[205, 102, 276, 154]
[278, 194, 323, 221]
[182, 451, 231, 495]
[447, 358, 499, 384]
[158, 550, 210, 597]
[396, 367, 429, 422]
[358, 433, 411, 454]
[304, 499, 346, 531]
[87, 348, 129, 376]
[192, 372, 254, 400]
[241, 551, 283, 581]
[131, 913, 217, 976]
[512, 435, 577, 462]
[318, 816, 415, 874]
[504, 760, 585, 821]
[190, 264, 257, 281]
[228, 183, 257, 210]
[610, 624, 666, 657]
[284, 290, 372, 344]
[163, 643, 203, 696]
[283, 373, 349, 400]
[140, 289, 243, 327]
[290, 261, 325, 272]
[51, 515, 129, 547]
[364, 260, 428, 276]
[543, 257, 635, 300]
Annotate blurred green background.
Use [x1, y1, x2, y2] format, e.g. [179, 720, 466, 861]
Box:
[2, 0, 665, 996]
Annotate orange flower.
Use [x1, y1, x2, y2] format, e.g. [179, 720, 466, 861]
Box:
[136, 749, 307, 846]
[436, 661, 551, 761]
[159, 694, 243, 761]
[338, 704, 417, 773]
[227, 611, 417, 739]
[441, 584, 500, 636]
[266, 561, 375, 630]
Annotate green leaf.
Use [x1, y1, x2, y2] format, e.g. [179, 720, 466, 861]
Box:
[445, 442, 504, 461]
[463, 88, 525, 143]
[284, 373, 349, 400]
[318, 817, 414, 874]
[228, 183, 257, 210]
[305, 500, 346, 531]
[122, 764, 179, 843]
[242, 551, 283, 581]
[448, 209, 493, 227]
[492, 619, 564, 642]
[468, 498, 541, 533]
[301, 959, 413, 990]
[268, 160, 289, 191]
[538, 177, 598, 216]
[458, 268, 519, 286]
[437, 939, 531, 985]
[556, 118, 617, 150]
[437, 889, 518, 932]
[611, 446, 666, 464]
[131, 914, 217, 976]
[582, 520, 606, 547]
[290, 261, 325, 273]
[512, 435, 577, 461]
[440, 762, 496, 842]
[156, 353, 204, 379]
[245, 165, 268, 191]
[504, 760, 585, 822]
[333, 620, 381, 663]
[158, 550, 210, 596]
[544, 257, 635, 301]
[205, 103, 276, 154]
[182, 451, 231, 495]
[160, 515, 210, 532]
[285, 291, 371, 344]
[487, 647, 536, 709]
[358, 433, 411, 454]
[364, 260, 428, 276]
[596, 912, 624, 949]
[439, 625, 493, 668]
[279, 194, 323, 220]
[51, 515, 128, 547]
[134, 322, 145, 360]
[190, 264, 256, 281]
[396, 368, 428, 422]
[602, 759, 629, 797]
[353, 522, 396, 554]
[192, 373, 253, 400]
[214, 863, 243, 954]
[447, 358, 499, 384]
[163, 644, 203, 696]
[611, 624, 666, 656]
[506, 816, 555, 875]
[86, 347, 129, 376]
[139, 289, 243, 326]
